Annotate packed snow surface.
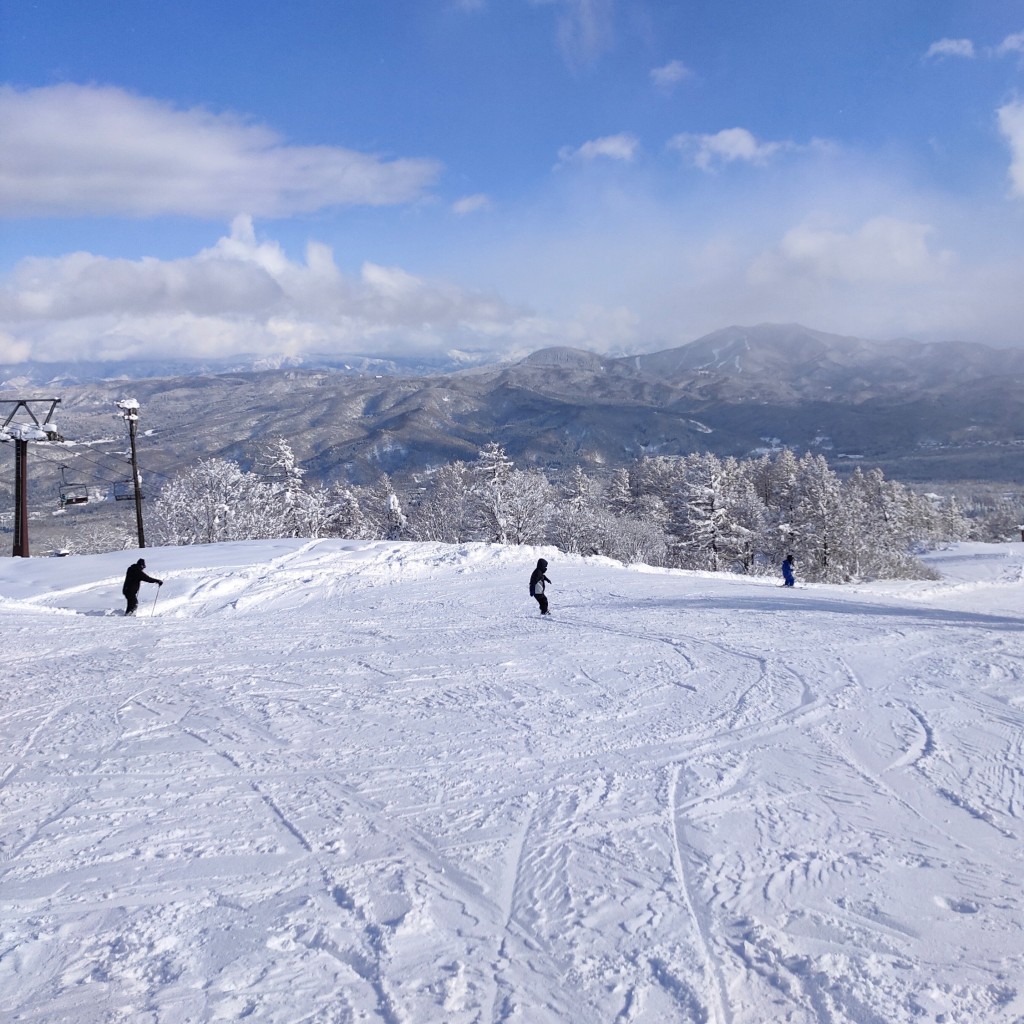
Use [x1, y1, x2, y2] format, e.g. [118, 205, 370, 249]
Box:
[1, 539, 1022, 1023]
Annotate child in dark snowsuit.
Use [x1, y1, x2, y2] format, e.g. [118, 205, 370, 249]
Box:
[122, 558, 162, 615]
[781, 555, 795, 587]
[529, 558, 551, 615]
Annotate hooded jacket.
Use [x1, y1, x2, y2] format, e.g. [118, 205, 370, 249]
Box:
[529, 559, 551, 596]
[123, 559, 161, 597]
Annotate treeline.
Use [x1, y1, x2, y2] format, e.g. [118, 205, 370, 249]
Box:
[149, 440, 976, 583]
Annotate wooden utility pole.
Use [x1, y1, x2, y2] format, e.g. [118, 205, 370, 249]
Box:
[117, 399, 146, 548]
[13, 438, 28, 557]
[1, 398, 62, 558]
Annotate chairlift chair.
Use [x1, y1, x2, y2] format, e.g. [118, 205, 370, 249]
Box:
[59, 465, 88, 507]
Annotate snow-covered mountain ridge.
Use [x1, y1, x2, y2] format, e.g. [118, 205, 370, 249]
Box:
[7, 323, 1024, 487]
[1, 538, 1022, 1022]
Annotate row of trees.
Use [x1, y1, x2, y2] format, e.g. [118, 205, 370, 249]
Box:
[149, 440, 972, 582]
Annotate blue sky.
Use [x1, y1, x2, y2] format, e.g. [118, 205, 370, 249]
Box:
[2, 0, 1024, 365]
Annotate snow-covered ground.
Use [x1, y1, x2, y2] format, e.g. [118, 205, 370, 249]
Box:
[1, 539, 1022, 1024]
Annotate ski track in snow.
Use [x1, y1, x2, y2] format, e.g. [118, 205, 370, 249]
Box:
[1, 539, 1023, 1023]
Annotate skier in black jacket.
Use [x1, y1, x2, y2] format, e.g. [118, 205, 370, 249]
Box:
[529, 558, 551, 616]
[122, 558, 162, 615]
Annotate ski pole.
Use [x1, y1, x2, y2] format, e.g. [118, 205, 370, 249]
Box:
[151, 585, 161, 616]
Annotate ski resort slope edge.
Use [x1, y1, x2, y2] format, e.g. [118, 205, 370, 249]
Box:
[1, 540, 1022, 1023]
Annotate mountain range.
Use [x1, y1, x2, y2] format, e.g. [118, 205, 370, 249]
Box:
[4, 324, 1024, 503]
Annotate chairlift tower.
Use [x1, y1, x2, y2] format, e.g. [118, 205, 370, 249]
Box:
[0, 398, 63, 557]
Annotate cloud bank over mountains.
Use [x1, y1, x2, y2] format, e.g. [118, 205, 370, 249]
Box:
[3, 12, 1024, 365]
[0, 204, 1009, 366]
[0, 215, 565, 364]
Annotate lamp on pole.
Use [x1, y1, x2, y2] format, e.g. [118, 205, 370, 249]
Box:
[117, 399, 146, 549]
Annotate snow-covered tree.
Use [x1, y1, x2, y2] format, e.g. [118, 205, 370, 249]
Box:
[792, 453, 845, 581]
[837, 466, 875, 579]
[152, 458, 283, 546]
[254, 437, 307, 535]
[291, 484, 336, 539]
[840, 468, 925, 579]
[602, 514, 669, 566]
[502, 469, 554, 545]
[257, 437, 305, 492]
[549, 467, 603, 554]
[471, 443, 515, 542]
[474, 441, 513, 485]
[631, 456, 685, 509]
[360, 474, 408, 540]
[936, 494, 971, 543]
[410, 462, 472, 543]
[327, 484, 366, 539]
[723, 473, 773, 573]
[605, 467, 634, 517]
[759, 448, 802, 563]
[667, 453, 736, 571]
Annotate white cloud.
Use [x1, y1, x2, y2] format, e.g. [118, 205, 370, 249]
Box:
[751, 216, 953, 286]
[998, 99, 1024, 198]
[0, 330, 31, 361]
[996, 32, 1024, 57]
[650, 59, 692, 91]
[532, 0, 615, 67]
[0, 84, 441, 219]
[668, 127, 787, 171]
[475, 161, 1024, 350]
[924, 38, 976, 60]
[0, 218, 553, 362]
[556, 133, 639, 167]
[452, 193, 492, 215]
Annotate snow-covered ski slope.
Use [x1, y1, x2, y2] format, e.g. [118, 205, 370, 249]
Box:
[1, 539, 1022, 1024]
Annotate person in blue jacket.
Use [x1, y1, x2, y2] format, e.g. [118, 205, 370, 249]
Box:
[781, 554, 795, 587]
[529, 558, 551, 615]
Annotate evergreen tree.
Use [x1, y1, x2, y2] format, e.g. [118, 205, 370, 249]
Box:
[938, 494, 971, 542]
[605, 467, 633, 517]
[668, 452, 733, 571]
[327, 485, 366, 539]
[255, 437, 306, 535]
[360, 474, 408, 540]
[762, 448, 802, 563]
[257, 437, 305, 493]
[632, 456, 685, 510]
[725, 469, 772, 573]
[839, 467, 875, 579]
[793, 453, 845, 582]
[471, 442, 515, 542]
[475, 441, 514, 484]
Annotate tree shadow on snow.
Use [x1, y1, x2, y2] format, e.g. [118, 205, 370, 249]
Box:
[627, 595, 1024, 633]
